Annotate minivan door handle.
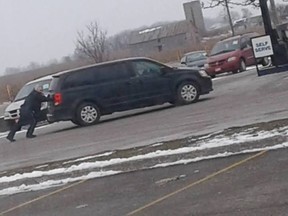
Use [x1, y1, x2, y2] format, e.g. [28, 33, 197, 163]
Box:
[125, 78, 142, 85]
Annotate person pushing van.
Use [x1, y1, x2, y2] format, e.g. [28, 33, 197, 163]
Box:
[6, 85, 51, 142]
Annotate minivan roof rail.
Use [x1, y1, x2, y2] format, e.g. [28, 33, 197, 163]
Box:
[52, 57, 160, 77]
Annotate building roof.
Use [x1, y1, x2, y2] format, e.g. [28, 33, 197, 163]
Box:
[128, 20, 195, 45]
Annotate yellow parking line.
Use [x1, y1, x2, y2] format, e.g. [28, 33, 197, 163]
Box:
[0, 179, 87, 215]
[127, 150, 267, 216]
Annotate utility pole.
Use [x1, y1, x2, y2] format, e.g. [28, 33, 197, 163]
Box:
[224, 0, 235, 36]
[259, 0, 277, 44]
[269, 0, 280, 26]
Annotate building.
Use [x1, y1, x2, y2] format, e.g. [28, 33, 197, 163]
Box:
[183, 1, 206, 35]
[128, 20, 200, 56]
[127, 1, 205, 57]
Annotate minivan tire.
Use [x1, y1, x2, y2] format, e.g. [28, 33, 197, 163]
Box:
[76, 102, 101, 126]
[261, 57, 270, 66]
[71, 119, 80, 126]
[210, 74, 216, 78]
[175, 81, 199, 105]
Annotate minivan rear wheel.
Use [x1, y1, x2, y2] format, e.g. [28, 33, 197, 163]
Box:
[174, 81, 199, 105]
[261, 57, 270, 66]
[76, 102, 101, 126]
[71, 119, 80, 126]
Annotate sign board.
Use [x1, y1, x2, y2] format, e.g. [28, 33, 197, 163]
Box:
[251, 35, 274, 59]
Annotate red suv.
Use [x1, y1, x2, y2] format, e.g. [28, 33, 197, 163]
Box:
[205, 33, 269, 78]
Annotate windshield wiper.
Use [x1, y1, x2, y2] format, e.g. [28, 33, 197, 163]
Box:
[210, 49, 236, 56]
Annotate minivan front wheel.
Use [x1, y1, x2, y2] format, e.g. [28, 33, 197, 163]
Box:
[76, 102, 101, 126]
[175, 81, 199, 105]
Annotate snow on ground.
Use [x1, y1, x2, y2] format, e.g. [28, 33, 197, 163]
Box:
[0, 132, 8, 138]
[152, 142, 288, 168]
[0, 123, 56, 139]
[0, 170, 121, 196]
[63, 151, 115, 165]
[1, 126, 288, 196]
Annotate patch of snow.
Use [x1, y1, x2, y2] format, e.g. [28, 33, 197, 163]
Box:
[1, 127, 286, 184]
[0, 170, 120, 196]
[0, 132, 8, 138]
[1, 127, 288, 196]
[139, 26, 161, 34]
[3, 142, 288, 196]
[76, 204, 88, 209]
[63, 151, 114, 165]
[152, 143, 163, 147]
[152, 142, 288, 168]
[35, 165, 49, 169]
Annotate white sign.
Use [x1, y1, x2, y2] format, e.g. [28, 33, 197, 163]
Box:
[251, 35, 274, 59]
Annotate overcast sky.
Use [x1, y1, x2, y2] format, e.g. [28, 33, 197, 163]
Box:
[0, 0, 284, 74]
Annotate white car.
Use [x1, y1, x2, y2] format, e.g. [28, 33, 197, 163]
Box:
[4, 75, 52, 126]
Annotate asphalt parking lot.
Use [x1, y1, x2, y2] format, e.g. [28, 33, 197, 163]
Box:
[0, 148, 288, 216]
[1, 69, 288, 216]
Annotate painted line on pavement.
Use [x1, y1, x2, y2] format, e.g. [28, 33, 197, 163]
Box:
[127, 150, 267, 216]
[0, 179, 87, 215]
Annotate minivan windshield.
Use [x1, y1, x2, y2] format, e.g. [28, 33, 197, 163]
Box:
[186, 52, 207, 63]
[210, 39, 240, 56]
[14, 79, 51, 102]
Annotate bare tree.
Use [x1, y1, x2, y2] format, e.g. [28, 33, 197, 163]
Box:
[202, 0, 259, 35]
[202, 0, 259, 9]
[269, 0, 280, 25]
[277, 3, 288, 21]
[75, 21, 108, 63]
[241, 8, 253, 18]
[108, 30, 131, 51]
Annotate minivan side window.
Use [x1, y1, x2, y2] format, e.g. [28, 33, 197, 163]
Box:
[62, 68, 96, 89]
[62, 62, 132, 89]
[131, 60, 162, 77]
[96, 62, 132, 83]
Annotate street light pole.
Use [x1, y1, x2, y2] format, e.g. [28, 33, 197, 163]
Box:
[269, 0, 280, 26]
[259, 0, 277, 44]
[224, 0, 235, 36]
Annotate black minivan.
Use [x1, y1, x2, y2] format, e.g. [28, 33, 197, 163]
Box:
[47, 57, 213, 126]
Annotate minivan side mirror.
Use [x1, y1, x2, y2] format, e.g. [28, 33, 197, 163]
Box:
[180, 57, 186, 65]
[160, 67, 171, 75]
[240, 43, 247, 50]
[9, 96, 15, 102]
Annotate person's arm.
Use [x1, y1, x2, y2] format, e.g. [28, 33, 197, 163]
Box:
[37, 92, 52, 102]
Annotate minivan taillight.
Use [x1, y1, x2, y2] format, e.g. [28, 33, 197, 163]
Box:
[54, 93, 62, 106]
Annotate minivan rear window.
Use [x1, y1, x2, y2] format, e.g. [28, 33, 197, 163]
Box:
[14, 79, 51, 101]
[49, 77, 60, 92]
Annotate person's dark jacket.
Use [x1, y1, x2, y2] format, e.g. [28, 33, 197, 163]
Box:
[20, 90, 50, 120]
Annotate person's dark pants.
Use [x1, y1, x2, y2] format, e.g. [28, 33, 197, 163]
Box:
[7, 114, 37, 140]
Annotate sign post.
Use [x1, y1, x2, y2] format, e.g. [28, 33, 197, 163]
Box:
[251, 35, 274, 76]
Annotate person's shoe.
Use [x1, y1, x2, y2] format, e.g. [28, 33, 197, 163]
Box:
[6, 136, 16, 142]
[26, 135, 37, 138]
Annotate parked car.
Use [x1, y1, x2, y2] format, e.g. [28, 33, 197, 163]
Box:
[205, 33, 270, 78]
[180, 51, 208, 69]
[4, 75, 52, 127]
[47, 57, 213, 126]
